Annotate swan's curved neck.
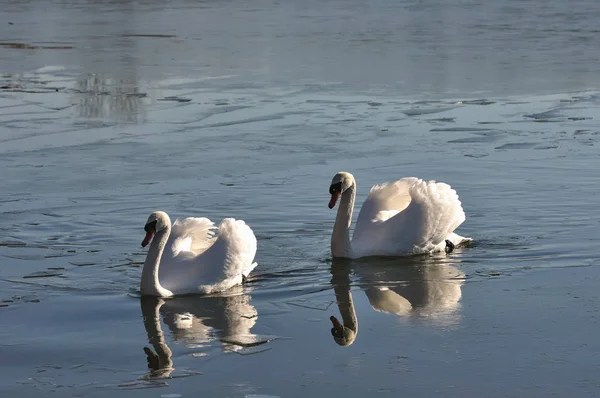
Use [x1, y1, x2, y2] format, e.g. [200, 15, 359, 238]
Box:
[331, 184, 356, 258]
[141, 228, 173, 297]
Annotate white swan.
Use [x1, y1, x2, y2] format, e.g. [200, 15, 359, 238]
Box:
[328, 172, 471, 258]
[140, 211, 257, 297]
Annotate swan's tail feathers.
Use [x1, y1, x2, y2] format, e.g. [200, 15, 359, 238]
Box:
[243, 262, 258, 278]
[409, 180, 467, 249]
[217, 218, 258, 280]
[446, 232, 473, 247]
[171, 217, 217, 254]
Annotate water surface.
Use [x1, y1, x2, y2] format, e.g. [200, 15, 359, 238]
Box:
[1, 1, 600, 397]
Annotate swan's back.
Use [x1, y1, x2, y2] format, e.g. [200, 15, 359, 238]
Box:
[159, 218, 257, 295]
[352, 178, 467, 256]
[207, 218, 257, 280]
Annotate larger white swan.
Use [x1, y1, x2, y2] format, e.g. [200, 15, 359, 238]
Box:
[328, 172, 471, 258]
[140, 211, 257, 297]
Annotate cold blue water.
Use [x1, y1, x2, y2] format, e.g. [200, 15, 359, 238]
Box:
[1, 1, 600, 397]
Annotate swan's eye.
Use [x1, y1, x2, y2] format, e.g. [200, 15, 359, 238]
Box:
[144, 220, 158, 233]
[329, 182, 342, 195]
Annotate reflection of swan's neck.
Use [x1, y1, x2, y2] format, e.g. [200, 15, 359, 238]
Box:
[141, 298, 173, 373]
[332, 184, 356, 258]
[337, 287, 358, 333]
[141, 228, 173, 297]
[332, 280, 358, 346]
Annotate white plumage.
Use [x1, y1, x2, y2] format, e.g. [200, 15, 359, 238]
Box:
[141, 212, 257, 297]
[328, 172, 471, 259]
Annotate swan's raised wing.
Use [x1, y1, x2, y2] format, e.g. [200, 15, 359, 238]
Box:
[353, 177, 418, 243]
[170, 217, 217, 254]
[160, 218, 257, 295]
[386, 179, 465, 253]
[201, 218, 257, 279]
[160, 217, 216, 270]
[353, 179, 466, 255]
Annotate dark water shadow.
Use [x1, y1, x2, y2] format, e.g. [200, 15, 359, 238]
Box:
[329, 254, 465, 347]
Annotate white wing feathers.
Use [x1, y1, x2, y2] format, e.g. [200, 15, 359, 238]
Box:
[406, 180, 466, 251]
[352, 178, 467, 256]
[170, 217, 217, 255]
[355, 177, 418, 232]
[159, 218, 257, 295]
[203, 218, 257, 281]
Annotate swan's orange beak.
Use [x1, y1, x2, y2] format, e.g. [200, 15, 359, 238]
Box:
[141, 231, 154, 247]
[329, 192, 340, 209]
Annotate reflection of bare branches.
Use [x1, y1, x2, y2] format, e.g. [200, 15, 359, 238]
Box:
[75, 74, 146, 123]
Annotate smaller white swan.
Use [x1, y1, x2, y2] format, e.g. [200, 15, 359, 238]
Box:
[140, 211, 257, 297]
[328, 172, 471, 259]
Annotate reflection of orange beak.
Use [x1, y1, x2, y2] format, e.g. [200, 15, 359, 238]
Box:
[330, 315, 343, 331]
[141, 231, 154, 247]
[328, 192, 340, 209]
[143, 346, 159, 370]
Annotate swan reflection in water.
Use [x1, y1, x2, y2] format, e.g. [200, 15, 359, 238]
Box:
[329, 255, 465, 346]
[140, 286, 258, 378]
